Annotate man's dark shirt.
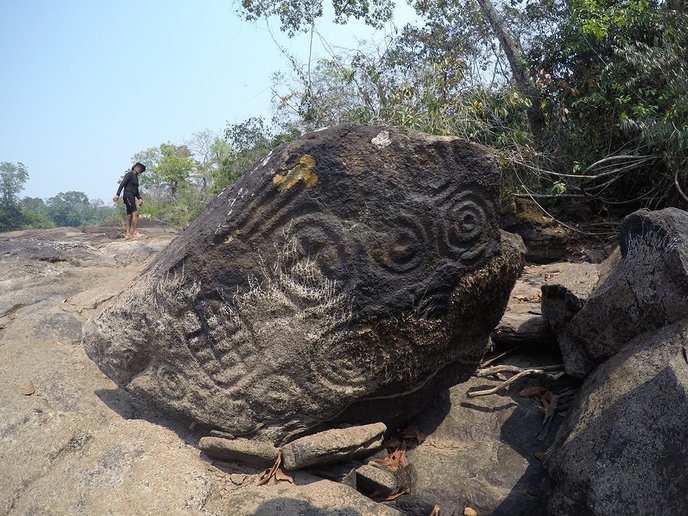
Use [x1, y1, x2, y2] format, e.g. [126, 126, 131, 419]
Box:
[116, 171, 141, 199]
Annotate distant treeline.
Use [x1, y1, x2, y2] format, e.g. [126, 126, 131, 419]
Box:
[0, 162, 117, 233]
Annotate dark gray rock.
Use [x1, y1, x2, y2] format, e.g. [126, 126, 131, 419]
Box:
[555, 208, 688, 377]
[540, 284, 586, 335]
[544, 320, 688, 515]
[281, 423, 386, 470]
[83, 125, 524, 443]
[500, 197, 573, 263]
[540, 258, 601, 335]
[199, 436, 278, 467]
[391, 495, 438, 516]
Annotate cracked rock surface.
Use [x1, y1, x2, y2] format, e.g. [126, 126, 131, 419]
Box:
[0, 225, 230, 515]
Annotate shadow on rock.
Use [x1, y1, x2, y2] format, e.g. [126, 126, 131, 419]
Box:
[252, 498, 368, 516]
[407, 363, 567, 515]
[95, 387, 203, 445]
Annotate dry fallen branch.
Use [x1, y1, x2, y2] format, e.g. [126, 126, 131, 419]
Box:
[475, 364, 564, 378]
[258, 450, 283, 486]
[467, 369, 566, 398]
[479, 347, 518, 368]
[385, 486, 411, 501]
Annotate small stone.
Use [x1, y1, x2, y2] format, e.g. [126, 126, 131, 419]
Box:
[281, 422, 386, 470]
[371, 130, 392, 149]
[356, 463, 398, 497]
[464, 508, 478, 516]
[23, 381, 36, 396]
[199, 436, 278, 468]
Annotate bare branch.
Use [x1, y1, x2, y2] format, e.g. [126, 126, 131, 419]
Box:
[467, 369, 566, 398]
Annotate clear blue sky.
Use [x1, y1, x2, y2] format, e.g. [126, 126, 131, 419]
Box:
[0, 0, 415, 201]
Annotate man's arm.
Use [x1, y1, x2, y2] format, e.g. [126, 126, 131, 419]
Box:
[113, 171, 132, 201]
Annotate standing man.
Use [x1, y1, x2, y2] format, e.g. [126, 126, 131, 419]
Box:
[113, 162, 146, 239]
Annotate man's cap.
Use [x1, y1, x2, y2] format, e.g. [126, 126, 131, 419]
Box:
[132, 161, 146, 172]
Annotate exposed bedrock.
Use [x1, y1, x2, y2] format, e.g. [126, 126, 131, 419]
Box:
[82, 125, 524, 443]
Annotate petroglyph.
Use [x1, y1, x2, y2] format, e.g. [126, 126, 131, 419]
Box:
[83, 125, 522, 442]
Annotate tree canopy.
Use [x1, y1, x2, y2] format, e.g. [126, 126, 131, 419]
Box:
[243, 0, 687, 216]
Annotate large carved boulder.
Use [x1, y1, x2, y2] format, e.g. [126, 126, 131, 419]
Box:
[82, 125, 524, 443]
[554, 208, 688, 378]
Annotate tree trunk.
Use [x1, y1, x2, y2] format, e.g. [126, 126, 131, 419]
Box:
[476, 0, 546, 140]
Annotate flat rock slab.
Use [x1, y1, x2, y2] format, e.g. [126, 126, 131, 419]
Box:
[0, 227, 233, 515]
[83, 125, 524, 442]
[222, 474, 401, 515]
[200, 436, 278, 468]
[491, 261, 599, 348]
[281, 422, 386, 470]
[405, 370, 563, 515]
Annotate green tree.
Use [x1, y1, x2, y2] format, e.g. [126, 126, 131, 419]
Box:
[134, 144, 194, 198]
[20, 197, 54, 229]
[0, 162, 29, 232]
[47, 191, 94, 227]
[212, 117, 293, 193]
[251, 0, 684, 212]
[240, 0, 394, 35]
[157, 143, 194, 196]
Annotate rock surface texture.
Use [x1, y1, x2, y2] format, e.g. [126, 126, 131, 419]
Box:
[553, 208, 688, 378]
[82, 125, 524, 443]
[544, 321, 688, 515]
[0, 226, 230, 515]
[543, 207, 688, 515]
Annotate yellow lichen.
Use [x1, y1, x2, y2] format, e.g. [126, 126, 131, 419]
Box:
[273, 155, 319, 191]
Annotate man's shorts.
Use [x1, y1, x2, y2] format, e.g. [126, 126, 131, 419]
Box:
[123, 195, 138, 215]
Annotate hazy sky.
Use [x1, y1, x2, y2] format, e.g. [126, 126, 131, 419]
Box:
[0, 0, 415, 201]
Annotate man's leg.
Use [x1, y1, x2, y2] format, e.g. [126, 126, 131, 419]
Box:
[125, 214, 132, 238]
[132, 211, 140, 237]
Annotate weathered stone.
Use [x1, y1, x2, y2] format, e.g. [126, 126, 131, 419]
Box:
[199, 436, 278, 467]
[540, 284, 586, 334]
[493, 260, 599, 350]
[356, 464, 400, 497]
[309, 462, 358, 489]
[544, 321, 688, 515]
[82, 125, 524, 442]
[222, 474, 401, 515]
[555, 208, 688, 377]
[0, 226, 226, 516]
[540, 258, 601, 335]
[281, 422, 386, 470]
[500, 197, 573, 263]
[491, 313, 555, 348]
